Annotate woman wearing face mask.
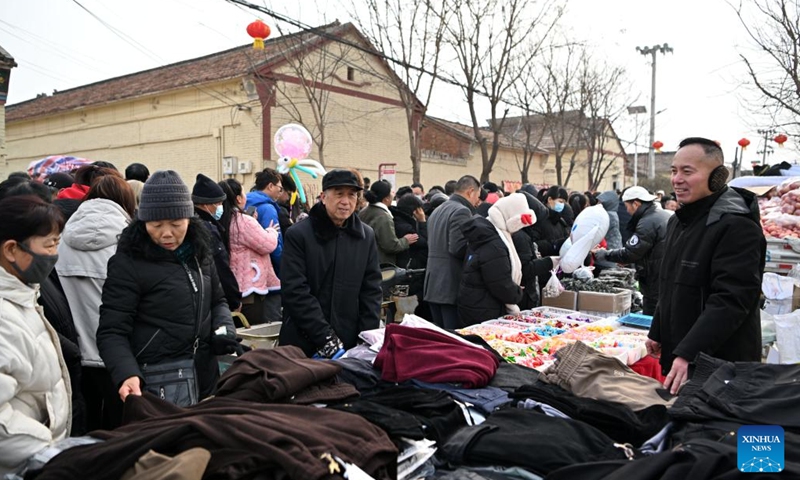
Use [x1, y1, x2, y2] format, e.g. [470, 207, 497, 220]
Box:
[191, 174, 241, 313]
[219, 179, 281, 325]
[0, 195, 71, 475]
[529, 186, 571, 257]
[97, 171, 237, 406]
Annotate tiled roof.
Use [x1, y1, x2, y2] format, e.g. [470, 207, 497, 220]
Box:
[6, 23, 345, 122]
[426, 116, 548, 153]
[498, 111, 590, 151]
[0, 44, 15, 66]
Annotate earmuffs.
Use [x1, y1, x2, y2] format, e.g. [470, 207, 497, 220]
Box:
[708, 165, 729, 192]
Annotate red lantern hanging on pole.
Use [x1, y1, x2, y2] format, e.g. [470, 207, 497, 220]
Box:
[652, 140, 664, 153]
[774, 133, 788, 147]
[246, 20, 271, 50]
[738, 138, 751, 150]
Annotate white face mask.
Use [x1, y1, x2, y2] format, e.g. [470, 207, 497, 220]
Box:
[213, 204, 224, 220]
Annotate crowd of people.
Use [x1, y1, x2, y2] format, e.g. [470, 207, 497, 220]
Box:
[0, 136, 766, 475]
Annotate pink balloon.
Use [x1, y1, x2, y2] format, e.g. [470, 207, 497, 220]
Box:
[274, 124, 313, 159]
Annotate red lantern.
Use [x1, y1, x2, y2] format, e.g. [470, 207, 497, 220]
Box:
[652, 140, 664, 153]
[775, 133, 788, 147]
[247, 20, 271, 50]
[738, 138, 750, 150]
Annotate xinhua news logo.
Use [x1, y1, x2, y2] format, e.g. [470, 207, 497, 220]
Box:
[738, 425, 784, 473]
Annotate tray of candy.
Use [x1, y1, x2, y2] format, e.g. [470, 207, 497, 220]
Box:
[502, 314, 584, 329]
[461, 323, 543, 344]
[503, 308, 564, 321]
[553, 328, 608, 343]
[557, 312, 605, 324]
[487, 339, 554, 367]
[458, 324, 519, 342]
[484, 319, 536, 331]
[529, 306, 580, 318]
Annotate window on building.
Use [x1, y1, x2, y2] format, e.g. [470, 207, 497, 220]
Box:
[347, 67, 355, 81]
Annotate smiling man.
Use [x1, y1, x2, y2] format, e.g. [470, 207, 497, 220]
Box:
[648, 137, 765, 395]
[278, 169, 382, 358]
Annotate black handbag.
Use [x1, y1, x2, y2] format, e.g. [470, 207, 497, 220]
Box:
[141, 357, 199, 406]
[138, 259, 204, 407]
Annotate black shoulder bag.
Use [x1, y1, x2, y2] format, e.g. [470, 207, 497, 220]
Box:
[140, 258, 203, 407]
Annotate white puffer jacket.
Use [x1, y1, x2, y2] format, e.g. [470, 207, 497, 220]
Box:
[0, 267, 71, 475]
[57, 198, 130, 367]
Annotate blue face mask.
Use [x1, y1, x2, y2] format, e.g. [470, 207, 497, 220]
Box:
[213, 204, 224, 220]
[553, 202, 565, 213]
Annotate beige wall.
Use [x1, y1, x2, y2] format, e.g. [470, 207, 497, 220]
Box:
[4, 80, 264, 186]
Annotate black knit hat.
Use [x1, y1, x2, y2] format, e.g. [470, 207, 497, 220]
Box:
[192, 173, 226, 204]
[137, 170, 195, 221]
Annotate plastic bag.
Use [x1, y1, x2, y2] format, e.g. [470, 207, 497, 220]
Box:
[761, 310, 777, 345]
[542, 270, 565, 298]
[560, 205, 609, 273]
[572, 266, 595, 281]
[774, 310, 800, 363]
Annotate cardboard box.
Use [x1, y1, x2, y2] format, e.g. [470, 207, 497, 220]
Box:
[542, 290, 578, 310]
[578, 289, 632, 316]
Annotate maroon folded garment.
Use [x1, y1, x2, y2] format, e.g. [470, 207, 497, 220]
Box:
[374, 324, 499, 388]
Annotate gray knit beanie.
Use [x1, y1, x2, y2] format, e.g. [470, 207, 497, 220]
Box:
[137, 170, 195, 222]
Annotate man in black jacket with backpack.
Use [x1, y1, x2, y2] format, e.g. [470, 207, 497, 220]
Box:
[648, 137, 765, 395]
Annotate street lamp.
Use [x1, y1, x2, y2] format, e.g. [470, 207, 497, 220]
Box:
[627, 105, 647, 186]
[636, 43, 673, 180]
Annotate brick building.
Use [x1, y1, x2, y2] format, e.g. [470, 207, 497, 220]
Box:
[2, 23, 426, 193]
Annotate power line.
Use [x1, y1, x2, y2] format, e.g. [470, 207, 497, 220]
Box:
[0, 20, 110, 72]
[224, 0, 486, 98]
[226, 0, 632, 156]
[68, 0, 243, 109]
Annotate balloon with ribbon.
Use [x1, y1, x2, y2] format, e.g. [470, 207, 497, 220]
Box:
[274, 124, 326, 205]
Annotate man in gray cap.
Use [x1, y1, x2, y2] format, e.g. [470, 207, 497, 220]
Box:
[278, 169, 382, 358]
[192, 173, 241, 312]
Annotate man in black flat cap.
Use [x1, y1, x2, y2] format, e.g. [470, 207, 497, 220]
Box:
[279, 169, 382, 358]
[192, 173, 241, 312]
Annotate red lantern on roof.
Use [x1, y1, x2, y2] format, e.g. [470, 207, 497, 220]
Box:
[775, 133, 788, 147]
[247, 20, 271, 50]
[738, 138, 750, 150]
[652, 140, 664, 153]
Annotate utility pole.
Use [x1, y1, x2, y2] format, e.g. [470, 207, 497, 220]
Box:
[636, 43, 673, 180]
[757, 128, 776, 166]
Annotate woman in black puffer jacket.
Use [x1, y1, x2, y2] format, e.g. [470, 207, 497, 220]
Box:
[512, 191, 557, 310]
[457, 194, 533, 327]
[97, 171, 237, 405]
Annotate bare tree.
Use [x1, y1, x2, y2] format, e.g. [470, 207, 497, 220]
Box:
[509, 44, 547, 184]
[734, 0, 800, 135]
[577, 56, 632, 190]
[445, 0, 562, 182]
[532, 42, 585, 187]
[265, 24, 362, 165]
[356, 0, 449, 183]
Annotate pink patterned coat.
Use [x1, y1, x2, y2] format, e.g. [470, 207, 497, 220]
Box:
[229, 212, 280, 296]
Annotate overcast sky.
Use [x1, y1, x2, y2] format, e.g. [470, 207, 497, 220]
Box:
[1, 0, 796, 167]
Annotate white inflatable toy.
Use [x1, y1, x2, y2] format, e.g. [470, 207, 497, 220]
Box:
[559, 204, 610, 273]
